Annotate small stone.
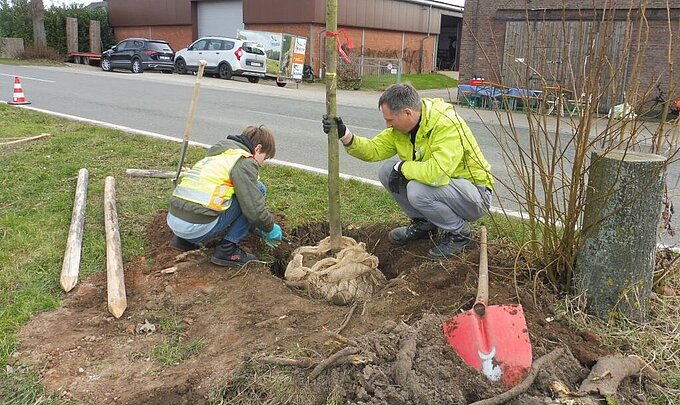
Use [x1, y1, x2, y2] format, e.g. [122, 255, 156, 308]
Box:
[78, 367, 84, 373]
[6, 365, 14, 374]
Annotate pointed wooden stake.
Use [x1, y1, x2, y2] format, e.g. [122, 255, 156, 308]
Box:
[60, 168, 89, 292]
[104, 176, 126, 318]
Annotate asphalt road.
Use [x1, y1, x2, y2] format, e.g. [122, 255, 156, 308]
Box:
[2, 63, 679, 247]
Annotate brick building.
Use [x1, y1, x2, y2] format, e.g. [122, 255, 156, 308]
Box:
[107, 0, 464, 76]
[459, 0, 680, 107]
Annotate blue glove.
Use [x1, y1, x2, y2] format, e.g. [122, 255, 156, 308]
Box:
[257, 224, 282, 248]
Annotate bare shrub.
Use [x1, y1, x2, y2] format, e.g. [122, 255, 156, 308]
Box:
[18, 46, 61, 61]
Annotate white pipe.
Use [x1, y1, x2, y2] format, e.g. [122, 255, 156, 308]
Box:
[402, 0, 463, 13]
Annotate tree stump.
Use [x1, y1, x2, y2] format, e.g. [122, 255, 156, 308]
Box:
[574, 149, 666, 321]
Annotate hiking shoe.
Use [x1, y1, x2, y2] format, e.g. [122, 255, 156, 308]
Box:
[428, 232, 472, 259]
[170, 235, 200, 252]
[210, 242, 258, 267]
[388, 218, 437, 245]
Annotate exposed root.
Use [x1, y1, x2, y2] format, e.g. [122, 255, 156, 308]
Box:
[335, 301, 358, 334]
[309, 347, 360, 380]
[393, 332, 417, 386]
[470, 347, 566, 405]
[256, 356, 315, 368]
[578, 354, 660, 397]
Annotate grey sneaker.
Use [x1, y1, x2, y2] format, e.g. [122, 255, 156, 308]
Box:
[428, 232, 472, 259]
[388, 218, 437, 245]
[210, 242, 258, 267]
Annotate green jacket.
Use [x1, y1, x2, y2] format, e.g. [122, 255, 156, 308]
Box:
[169, 136, 275, 232]
[346, 98, 494, 189]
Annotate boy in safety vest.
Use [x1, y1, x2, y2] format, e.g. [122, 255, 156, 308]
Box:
[167, 125, 283, 267]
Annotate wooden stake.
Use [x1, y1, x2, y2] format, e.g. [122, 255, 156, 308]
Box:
[125, 168, 177, 179]
[0, 133, 49, 146]
[104, 176, 126, 318]
[60, 168, 89, 292]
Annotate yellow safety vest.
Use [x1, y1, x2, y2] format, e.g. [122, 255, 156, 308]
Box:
[172, 149, 252, 211]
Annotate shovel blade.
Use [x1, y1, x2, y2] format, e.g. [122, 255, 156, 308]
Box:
[443, 304, 532, 388]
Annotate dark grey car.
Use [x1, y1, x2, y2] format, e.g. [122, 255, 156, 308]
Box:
[101, 38, 175, 74]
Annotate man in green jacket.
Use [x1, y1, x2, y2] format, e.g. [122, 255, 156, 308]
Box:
[322, 83, 493, 258]
[167, 125, 283, 267]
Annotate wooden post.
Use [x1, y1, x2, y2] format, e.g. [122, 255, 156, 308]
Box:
[104, 176, 126, 318]
[89, 20, 101, 54]
[574, 149, 666, 321]
[325, 0, 342, 252]
[125, 168, 176, 179]
[60, 168, 89, 292]
[66, 17, 78, 54]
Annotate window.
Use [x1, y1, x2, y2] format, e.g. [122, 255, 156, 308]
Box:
[191, 39, 209, 51]
[147, 42, 172, 52]
[208, 40, 222, 51]
[243, 42, 265, 55]
[222, 40, 234, 51]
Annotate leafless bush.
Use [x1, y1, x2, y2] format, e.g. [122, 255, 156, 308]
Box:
[468, 1, 680, 289]
[18, 46, 61, 61]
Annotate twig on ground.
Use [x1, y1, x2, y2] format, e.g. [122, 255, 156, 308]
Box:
[320, 330, 360, 347]
[470, 347, 566, 405]
[309, 347, 360, 380]
[335, 301, 358, 334]
[257, 356, 315, 368]
[0, 133, 49, 146]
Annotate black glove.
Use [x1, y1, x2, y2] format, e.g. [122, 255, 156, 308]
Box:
[388, 161, 408, 193]
[322, 115, 347, 139]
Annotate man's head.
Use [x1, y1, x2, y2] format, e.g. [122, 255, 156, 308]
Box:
[378, 83, 422, 133]
[241, 125, 276, 164]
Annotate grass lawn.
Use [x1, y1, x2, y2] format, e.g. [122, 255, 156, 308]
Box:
[361, 72, 458, 91]
[0, 58, 65, 66]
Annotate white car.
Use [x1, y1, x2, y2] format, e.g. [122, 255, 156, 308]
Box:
[174, 36, 266, 83]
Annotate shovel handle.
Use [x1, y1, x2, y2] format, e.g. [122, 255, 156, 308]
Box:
[173, 60, 208, 185]
[474, 227, 489, 312]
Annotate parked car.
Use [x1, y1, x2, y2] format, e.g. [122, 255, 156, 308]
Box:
[101, 38, 175, 74]
[174, 37, 266, 83]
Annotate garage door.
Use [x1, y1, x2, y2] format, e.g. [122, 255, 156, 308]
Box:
[197, 0, 244, 38]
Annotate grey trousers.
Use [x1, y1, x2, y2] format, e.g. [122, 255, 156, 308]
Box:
[378, 160, 492, 235]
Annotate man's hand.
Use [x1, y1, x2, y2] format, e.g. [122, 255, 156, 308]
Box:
[322, 115, 347, 138]
[257, 224, 283, 248]
[388, 161, 408, 193]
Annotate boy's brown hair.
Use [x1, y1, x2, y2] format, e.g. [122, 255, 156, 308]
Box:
[241, 125, 276, 159]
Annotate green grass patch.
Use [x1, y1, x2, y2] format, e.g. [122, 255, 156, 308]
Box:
[361, 72, 458, 91]
[0, 58, 65, 66]
[0, 365, 73, 404]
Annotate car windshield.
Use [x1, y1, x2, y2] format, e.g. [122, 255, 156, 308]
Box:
[243, 42, 265, 55]
[148, 42, 173, 52]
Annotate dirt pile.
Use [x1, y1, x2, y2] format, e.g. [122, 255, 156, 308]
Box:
[9, 212, 656, 404]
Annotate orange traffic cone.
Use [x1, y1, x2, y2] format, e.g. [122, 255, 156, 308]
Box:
[8, 76, 30, 105]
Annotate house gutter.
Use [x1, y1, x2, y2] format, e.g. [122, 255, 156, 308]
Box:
[402, 0, 463, 13]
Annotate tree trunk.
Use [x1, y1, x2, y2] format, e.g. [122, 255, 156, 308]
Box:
[325, 0, 342, 252]
[574, 149, 666, 322]
[30, 0, 47, 48]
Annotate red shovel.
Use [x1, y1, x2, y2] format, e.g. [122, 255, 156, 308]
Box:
[442, 227, 532, 387]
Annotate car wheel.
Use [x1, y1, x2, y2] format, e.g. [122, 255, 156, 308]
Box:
[218, 63, 233, 80]
[175, 58, 187, 74]
[101, 57, 112, 72]
[247, 77, 260, 84]
[276, 82, 287, 88]
[131, 58, 143, 74]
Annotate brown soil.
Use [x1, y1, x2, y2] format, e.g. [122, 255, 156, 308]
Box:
[13, 211, 654, 404]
